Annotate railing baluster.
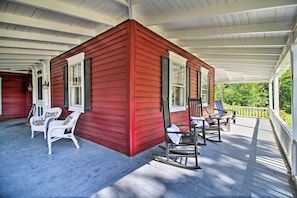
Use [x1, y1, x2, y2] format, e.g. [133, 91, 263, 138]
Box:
[223, 104, 269, 118]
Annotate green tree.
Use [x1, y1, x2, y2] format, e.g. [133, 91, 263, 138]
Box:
[215, 83, 269, 107]
[279, 68, 291, 114]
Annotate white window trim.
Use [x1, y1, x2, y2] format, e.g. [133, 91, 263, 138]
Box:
[169, 51, 187, 112]
[66, 52, 85, 112]
[200, 67, 209, 107]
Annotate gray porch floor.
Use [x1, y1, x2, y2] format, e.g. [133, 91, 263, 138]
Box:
[0, 117, 296, 198]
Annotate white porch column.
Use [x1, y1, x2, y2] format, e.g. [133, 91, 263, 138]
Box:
[269, 81, 273, 110]
[274, 76, 280, 116]
[30, 66, 38, 115]
[291, 43, 297, 179]
[41, 60, 51, 109]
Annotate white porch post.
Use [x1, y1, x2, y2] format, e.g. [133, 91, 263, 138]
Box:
[273, 76, 280, 116]
[269, 81, 273, 110]
[41, 60, 51, 109]
[30, 66, 37, 115]
[291, 43, 297, 180]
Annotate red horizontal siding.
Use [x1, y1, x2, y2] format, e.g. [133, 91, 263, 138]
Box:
[51, 21, 130, 155]
[132, 21, 215, 154]
[50, 19, 215, 156]
[0, 72, 32, 121]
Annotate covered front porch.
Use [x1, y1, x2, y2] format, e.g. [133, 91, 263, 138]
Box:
[1, 117, 296, 197]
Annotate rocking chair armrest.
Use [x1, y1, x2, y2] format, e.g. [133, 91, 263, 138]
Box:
[215, 108, 235, 115]
[214, 108, 227, 114]
[190, 116, 206, 121]
[166, 131, 186, 134]
[176, 123, 197, 132]
[175, 123, 193, 127]
[166, 130, 197, 137]
[209, 113, 222, 120]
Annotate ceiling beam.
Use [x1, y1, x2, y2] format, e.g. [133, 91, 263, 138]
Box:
[0, 47, 60, 56]
[206, 60, 276, 66]
[0, 29, 80, 45]
[0, 40, 69, 51]
[198, 54, 279, 61]
[164, 22, 293, 39]
[178, 38, 287, 48]
[190, 48, 282, 55]
[144, 0, 297, 25]
[209, 61, 275, 67]
[14, 0, 116, 26]
[113, 0, 129, 7]
[213, 64, 274, 70]
[0, 60, 40, 63]
[0, 13, 95, 37]
[0, 70, 30, 74]
[0, 54, 53, 60]
[0, 63, 37, 66]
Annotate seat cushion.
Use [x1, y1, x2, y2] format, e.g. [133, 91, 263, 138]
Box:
[166, 124, 182, 145]
[191, 116, 210, 128]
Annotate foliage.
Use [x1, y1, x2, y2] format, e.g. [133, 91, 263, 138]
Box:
[215, 68, 292, 127]
[279, 68, 291, 114]
[215, 83, 269, 107]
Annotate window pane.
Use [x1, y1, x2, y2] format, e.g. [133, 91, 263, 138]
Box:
[71, 64, 81, 86]
[172, 86, 184, 106]
[70, 87, 81, 105]
[169, 51, 187, 111]
[172, 63, 184, 86]
[200, 71, 209, 105]
[69, 63, 82, 106]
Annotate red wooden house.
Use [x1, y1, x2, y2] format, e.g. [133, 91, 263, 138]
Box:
[50, 20, 215, 156]
[0, 72, 32, 121]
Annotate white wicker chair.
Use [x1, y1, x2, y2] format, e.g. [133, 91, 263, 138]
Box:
[47, 111, 81, 154]
[30, 107, 62, 139]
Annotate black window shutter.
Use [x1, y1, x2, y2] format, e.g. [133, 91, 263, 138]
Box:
[198, 71, 201, 98]
[84, 58, 92, 112]
[63, 65, 68, 108]
[208, 74, 210, 105]
[186, 66, 191, 105]
[161, 56, 169, 111]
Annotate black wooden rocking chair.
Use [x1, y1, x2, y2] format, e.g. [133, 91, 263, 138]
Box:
[215, 100, 236, 124]
[153, 98, 200, 169]
[188, 98, 222, 143]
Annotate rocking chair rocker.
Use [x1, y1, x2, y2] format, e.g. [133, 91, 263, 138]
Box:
[153, 98, 200, 169]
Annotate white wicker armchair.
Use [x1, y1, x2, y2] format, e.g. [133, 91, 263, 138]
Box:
[30, 107, 62, 139]
[47, 111, 81, 154]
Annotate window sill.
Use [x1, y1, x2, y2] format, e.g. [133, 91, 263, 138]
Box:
[69, 106, 84, 113]
[170, 106, 186, 112]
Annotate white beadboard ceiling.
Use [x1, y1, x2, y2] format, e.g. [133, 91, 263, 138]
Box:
[0, 0, 296, 83]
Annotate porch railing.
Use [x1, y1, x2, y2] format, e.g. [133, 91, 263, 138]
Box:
[223, 104, 270, 118]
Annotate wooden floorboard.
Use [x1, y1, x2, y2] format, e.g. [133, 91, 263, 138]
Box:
[0, 117, 296, 197]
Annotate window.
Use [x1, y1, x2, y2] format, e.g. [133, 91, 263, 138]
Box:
[200, 67, 210, 107]
[169, 51, 187, 112]
[66, 52, 85, 112]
